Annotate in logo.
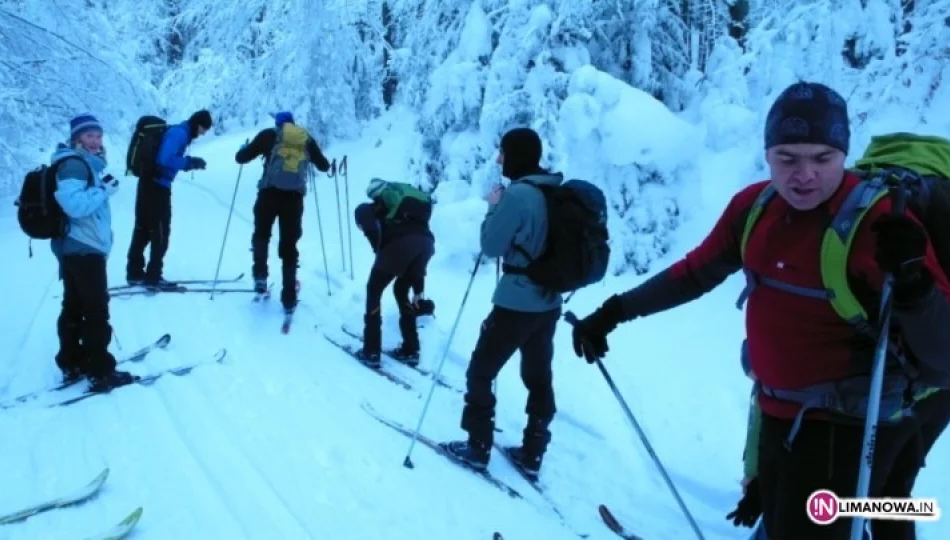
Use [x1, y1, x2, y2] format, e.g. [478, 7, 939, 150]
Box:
[808, 489, 839, 524]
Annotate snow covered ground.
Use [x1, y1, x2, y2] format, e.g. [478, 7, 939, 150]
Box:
[0, 106, 947, 540]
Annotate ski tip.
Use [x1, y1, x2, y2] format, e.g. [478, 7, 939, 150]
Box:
[157, 334, 172, 348]
[121, 506, 144, 525]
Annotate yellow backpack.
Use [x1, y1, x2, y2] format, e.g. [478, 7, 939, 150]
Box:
[262, 123, 310, 193]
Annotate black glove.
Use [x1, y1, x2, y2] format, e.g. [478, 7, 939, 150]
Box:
[185, 157, 207, 171]
[572, 295, 624, 363]
[414, 298, 435, 316]
[726, 477, 762, 528]
[871, 213, 932, 302]
[102, 173, 116, 184]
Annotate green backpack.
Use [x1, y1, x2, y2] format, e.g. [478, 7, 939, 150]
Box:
[738, 133, 950, 452]
[375, 181, 433, 225]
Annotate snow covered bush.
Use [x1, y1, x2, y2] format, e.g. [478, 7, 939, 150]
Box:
[558, 66, 704, 275]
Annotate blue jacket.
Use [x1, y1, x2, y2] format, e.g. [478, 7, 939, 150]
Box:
[481, 172, 564, 312]
[154, 122, 192, 188]
[49, 144, 113, 257]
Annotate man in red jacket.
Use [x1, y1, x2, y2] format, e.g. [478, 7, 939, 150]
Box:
[571, 81, 950, 539]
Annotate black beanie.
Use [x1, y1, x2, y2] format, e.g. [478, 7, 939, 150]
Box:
[500, 127, 543, 180]
[764, 82, 850, 154]
[189, 109, 213, 130]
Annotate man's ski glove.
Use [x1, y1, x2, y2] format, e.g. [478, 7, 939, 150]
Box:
[726, 477, 762, 527]
[871, 213, 932, 303]
[184, 157, 207, 171]
[572, 295, 623, 363]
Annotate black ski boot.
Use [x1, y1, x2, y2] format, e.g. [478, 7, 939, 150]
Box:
[390, 314, 420, 366]
[441, 439, 491, 471]
[280, 266, 300, 311]
[504, 417, 552, 480]
[388, 346, 419, 367]
[254, 278, 268, 294]
[357, 312, 382, 368]
[88, 369, 137, 393]
[144, 278, 179, 292]
[55, 326, 86, 384]
[61, 366, 85, 385]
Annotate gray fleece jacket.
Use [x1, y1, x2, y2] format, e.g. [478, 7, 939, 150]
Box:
[480, 173, 564, 312]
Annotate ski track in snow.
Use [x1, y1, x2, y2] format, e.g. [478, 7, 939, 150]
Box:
[0, 113, 947, 540]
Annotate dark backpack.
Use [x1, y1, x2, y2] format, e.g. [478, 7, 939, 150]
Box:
[126, 115, 167, 177]
[15, 156, 93, 239]
[505, 178, 611, 294]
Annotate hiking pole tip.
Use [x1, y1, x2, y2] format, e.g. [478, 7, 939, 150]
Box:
[403, 455, 414, 469]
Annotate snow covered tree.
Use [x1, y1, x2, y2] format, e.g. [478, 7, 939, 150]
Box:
[0, 1, 154, 196]
[2, 0, 946, 275]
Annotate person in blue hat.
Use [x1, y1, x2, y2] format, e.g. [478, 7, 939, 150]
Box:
[51, 113, 135, 391]
[235, 111, 331, 313]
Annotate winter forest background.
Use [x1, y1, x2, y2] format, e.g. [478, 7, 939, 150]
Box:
[1, 0, 949, 276]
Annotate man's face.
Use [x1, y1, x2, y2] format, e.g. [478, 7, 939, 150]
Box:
[766, 143, 846, 210]
[77, 130, 103, 155]
[196, 125, 208, 138]
[496, 151, 504, 167]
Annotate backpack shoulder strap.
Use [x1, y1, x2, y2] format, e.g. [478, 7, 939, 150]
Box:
[739, 184, 778, 262]
[819, 175, 890, 329]
[52, 155, 95, 188]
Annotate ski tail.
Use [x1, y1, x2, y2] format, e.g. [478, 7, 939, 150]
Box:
[599, 504, 646, 539]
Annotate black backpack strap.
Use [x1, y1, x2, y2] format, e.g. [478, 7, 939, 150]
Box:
[500, 178, 545, 273]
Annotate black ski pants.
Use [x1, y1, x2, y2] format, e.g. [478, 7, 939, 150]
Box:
[252, 188, 303, 308]
[871, 389, 950, 540]
[56, 254, 115, 377]
[126, 178, 172, 281]
[362, 234, 435, 353]
[757, 389, 950, 539]
[461, 306, 560, 449]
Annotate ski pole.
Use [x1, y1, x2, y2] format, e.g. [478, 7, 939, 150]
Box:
[493, 258, 500, 395]
[850, 178, 908, 540]
[404, 252, 484, 468]
[564, 311, 705, 540]
[211, 146, 246, 300]
[310, 167, 332, 296]
[341, 156, 354, 281]
[332, 159, 346, 273]
[111, 326, 123, 351]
